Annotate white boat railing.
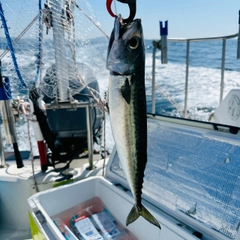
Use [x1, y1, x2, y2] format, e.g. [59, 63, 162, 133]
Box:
[151, 33, 239, 118]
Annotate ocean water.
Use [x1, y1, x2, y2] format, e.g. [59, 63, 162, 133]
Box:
[145, 39, 240, 120]
[0, 37, 240, 153]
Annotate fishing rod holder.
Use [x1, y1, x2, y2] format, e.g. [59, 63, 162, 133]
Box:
[160, 21, 168, 64]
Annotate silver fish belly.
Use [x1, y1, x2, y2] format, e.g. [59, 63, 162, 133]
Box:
[109, 73, 146, 200]
[109, 74, 140, 193]
[107, 17, 161, 229]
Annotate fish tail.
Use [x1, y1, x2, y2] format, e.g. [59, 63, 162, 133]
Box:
[126, 204, 161, 229]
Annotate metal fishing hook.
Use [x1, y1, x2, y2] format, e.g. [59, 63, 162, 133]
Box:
[106, 0, 136, 23]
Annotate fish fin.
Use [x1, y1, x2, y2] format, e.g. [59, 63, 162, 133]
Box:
[126, 204, 161, 229]
[121, 78, 131, 104]
[126, 204, 140, 226]
[141, 204, 161, 229]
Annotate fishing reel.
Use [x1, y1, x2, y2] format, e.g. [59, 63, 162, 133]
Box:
[11, 97, 30, 121]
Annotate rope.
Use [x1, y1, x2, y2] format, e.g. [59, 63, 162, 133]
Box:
[0, 14, 39, 60]
[75, 3, 109, 39]
[27, 116, 39, 193]
[42, 3, 52, 34]
[62, 3, 74, 37]
[0, 2, 26, 88]
[34, 0, 43, 83]
[18, 101, 39, 192]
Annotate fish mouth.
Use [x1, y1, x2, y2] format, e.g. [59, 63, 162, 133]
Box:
[111, 71, 121, 76]
[107, 62, 134, 75]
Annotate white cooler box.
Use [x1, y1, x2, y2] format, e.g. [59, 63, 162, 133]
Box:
[28, 175, 199, 240]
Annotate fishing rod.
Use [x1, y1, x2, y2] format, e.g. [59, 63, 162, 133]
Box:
[0, 61, 24, 168]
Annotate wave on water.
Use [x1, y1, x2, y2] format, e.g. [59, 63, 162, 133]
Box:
[145, 39, 240, 120]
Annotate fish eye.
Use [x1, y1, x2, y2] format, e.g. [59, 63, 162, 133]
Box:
[128, 36, 140, 50]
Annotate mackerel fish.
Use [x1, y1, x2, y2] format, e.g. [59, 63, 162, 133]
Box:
[106, 16, 161, 229]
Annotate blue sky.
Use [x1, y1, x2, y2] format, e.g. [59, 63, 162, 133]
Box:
[88, 0, 240, 39]
[1, 0, 240, 40]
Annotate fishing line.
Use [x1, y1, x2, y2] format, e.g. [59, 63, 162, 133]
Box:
[0, 14, 39, 60]
[75, 3, 109, 39]
[27, 114, 40, 192]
